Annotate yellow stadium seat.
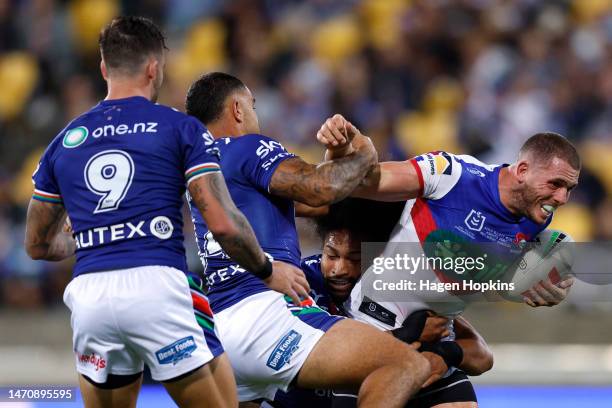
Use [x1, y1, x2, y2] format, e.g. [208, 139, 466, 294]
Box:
[0, 52, 39, 120]
[69, 0, 119, 54]
[548, 203, 594, 241]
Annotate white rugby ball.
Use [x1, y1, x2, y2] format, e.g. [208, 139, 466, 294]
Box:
[501, 229, 575, 301]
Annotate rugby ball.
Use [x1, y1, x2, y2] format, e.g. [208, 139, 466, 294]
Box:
[501, 229, 575, 301]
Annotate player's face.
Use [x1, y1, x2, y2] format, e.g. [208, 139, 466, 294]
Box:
[237, 86, 260, 134]
[321, 229, 362, 302]
[519, 157, 579, 224]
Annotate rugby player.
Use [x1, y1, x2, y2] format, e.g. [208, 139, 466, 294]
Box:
[24, 17, 308, 408]
[315, 130, 578, 407]
[184, 72, 431, 407]
[271, 198, 493, 408]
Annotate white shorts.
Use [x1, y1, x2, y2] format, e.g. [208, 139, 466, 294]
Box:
[63, 266, 223, 383]
[213, 290, 343, 402]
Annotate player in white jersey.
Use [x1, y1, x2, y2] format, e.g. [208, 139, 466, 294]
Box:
[25, 17, 308, 408]
[316, 128, 578, 406]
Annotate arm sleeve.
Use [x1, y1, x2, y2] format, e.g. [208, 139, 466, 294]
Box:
[409, 151, 463, 200]
[32, 141, 62, 204]
[238, 134, 296, 191]
[180, 117, 221, 185]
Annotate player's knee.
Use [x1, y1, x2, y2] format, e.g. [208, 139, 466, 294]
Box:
[398, 346, 431, 385]
[375, 339, 431, 386]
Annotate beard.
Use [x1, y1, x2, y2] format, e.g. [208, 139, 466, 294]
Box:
[514, 183, 542, 219]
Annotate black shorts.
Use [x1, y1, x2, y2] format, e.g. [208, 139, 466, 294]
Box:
[330, 370, 476, 408]
[406, 370, 476, 408]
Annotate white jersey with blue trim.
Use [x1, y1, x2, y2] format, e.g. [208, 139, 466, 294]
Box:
[347, 151, 551, 330]
[32, 96, 220, 277]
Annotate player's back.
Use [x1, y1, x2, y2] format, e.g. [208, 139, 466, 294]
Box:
[33, 96, 219, 277]
[188, 134, 300, 311]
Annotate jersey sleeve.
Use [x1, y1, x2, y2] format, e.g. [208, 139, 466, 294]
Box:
[409, 151, 463, 200]
[238, 134, 296, 192]
[32, 140, 62, 204]
[180, 117, 221, 186]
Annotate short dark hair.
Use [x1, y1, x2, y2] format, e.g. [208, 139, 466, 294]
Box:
[519, 132, 581, 170]
[186, 72, 246, 125]
[99, 16, 166, 75]
[315, 198, 405, 243]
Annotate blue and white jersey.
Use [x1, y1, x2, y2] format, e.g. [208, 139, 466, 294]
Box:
[348, 151, 552, 329]
[32, 96, 220, 277]
[187, 134, 298, 312]
[398, 151, 549, 246]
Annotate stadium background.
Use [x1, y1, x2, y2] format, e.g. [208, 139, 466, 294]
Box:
[0, 0, 610, 406]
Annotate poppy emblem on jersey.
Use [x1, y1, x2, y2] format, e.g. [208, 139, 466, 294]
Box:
[464, 210, 486, 232]
[62, 126, 89, 148]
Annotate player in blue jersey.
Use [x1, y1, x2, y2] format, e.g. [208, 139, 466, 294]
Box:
[315, 131, 578, 407]
[24, 17, 308, 408]
[271, 199, 495, 408]
[184, 73, 432, 407]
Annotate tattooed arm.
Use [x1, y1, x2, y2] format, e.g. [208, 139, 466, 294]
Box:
[188, 172, 268, 272]
[269, 135, 377, 207]
[25, 200, 76, 261]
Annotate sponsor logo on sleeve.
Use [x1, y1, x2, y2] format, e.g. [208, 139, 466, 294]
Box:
[156, 336, 198, 365]
[266, 330, 302, 371]
[425, 152, 453, 175]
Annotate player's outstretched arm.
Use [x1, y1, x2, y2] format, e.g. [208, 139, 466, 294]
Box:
[188, 173, 309, 303]
[25, 199, 76, 261]
[268, 134, 377, 207]
[352, 160, 422, 202]
[453, 316, 494, 376]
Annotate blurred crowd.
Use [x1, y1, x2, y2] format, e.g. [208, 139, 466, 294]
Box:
[0, 0, 610, 308]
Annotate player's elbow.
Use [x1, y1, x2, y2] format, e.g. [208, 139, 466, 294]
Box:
[467, 347, 494, 376]
[299, 195, 330, 208]
[207, 219, 241, 242]
[25, 241, 48, 260]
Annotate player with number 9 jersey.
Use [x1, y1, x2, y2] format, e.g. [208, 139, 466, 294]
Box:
[24, 17, 298, 408]
[33, 98, 219, 276]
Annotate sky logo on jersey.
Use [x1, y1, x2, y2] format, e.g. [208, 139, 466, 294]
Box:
[156, 336, 197, 365]
[63, 126, 89, 148]
[266, 330, 302, 371]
